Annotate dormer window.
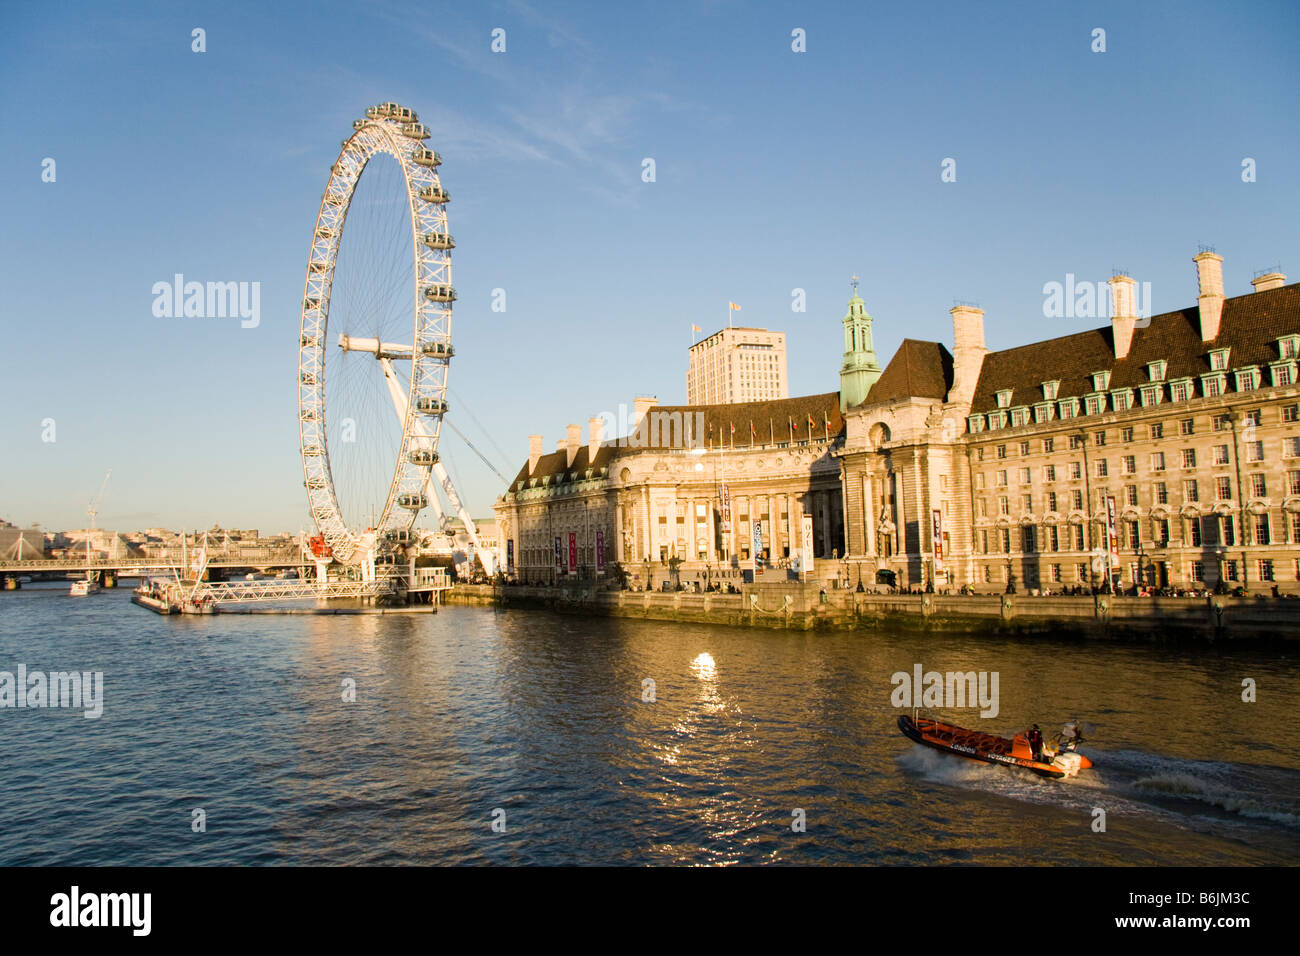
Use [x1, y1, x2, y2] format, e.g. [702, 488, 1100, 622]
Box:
[1209, 348, 1230, 371]
[1111, 388, 1133, 411]
[995, 389, 1013, 408]
[1147, 360, 1167, 382]
[1279, 336, 1299, 360]
[1091, 371, 1111, 392]
[1042, 381, 1060, 401]
[1235, 367, 1260, 391]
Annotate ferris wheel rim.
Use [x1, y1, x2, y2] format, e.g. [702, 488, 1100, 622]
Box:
[296, 105, 454, 565]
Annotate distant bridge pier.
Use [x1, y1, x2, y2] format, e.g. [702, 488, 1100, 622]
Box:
[102, 570, 117, 588]
[3, 575, 19, 591]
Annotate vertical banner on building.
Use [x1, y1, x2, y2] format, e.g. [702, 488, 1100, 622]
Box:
[752, 520, 763, 568]
[595, 530, 605, 573]
[801, 514, 815, 576]
[1105, 495, 1119, 583]
[506, 539, 514, 573]
[554, 536, 562, 573]
[720, 483, 731, 532]
[931, 508, 943, 566]
[568, 532, 577, 573]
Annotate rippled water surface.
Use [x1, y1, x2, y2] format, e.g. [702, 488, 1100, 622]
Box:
[2, 583, 1298, 865]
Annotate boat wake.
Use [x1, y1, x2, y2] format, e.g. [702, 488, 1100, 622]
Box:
[897, 742, 1300, 835]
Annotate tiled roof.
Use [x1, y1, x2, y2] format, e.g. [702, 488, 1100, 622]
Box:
[970, 283, 1300, 414]
[507, 392, 845, 488]
[860, 339, 954, 406]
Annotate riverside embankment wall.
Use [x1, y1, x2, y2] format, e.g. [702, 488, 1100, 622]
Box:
[445, 583, 1300, 641]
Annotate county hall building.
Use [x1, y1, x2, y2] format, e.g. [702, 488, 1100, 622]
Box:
[495, 250, 1300, 594]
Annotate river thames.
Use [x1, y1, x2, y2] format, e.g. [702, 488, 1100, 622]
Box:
[1, 583, 1298, 866]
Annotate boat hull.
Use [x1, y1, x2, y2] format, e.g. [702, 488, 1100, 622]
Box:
[131, 592, 177, 615]
[898, 714, 1090, 779]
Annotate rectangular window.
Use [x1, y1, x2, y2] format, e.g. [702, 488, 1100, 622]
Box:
[1019, 441, 1030, 456]
[1284, 405, 1299, 424]
[1020, 467, 1032, 484]
[1069, 435, 1084, 450]
[1180, 418, 1195, 436]
[1156, 519, 1170, 547]
[997, 444, 1007, 459]
[1049, 526, 1060, 551]
[1126, 521, 1140, 549]
[1259, 559, 1275, 582]
[1213, 444, 1230, 466]
[1022, 527, 1036, 553]
[1150, 423, 1164, 439]
[1213, 414, 1231, 432]
[1216, 476, 1232, 500]
[978, 498, 988, 517]
[1094, 431, 1106, 446]
[1225, 559, 1238, 581]
[1151, 452, 1166, 471]
[1155, 482, 1168, 505]
[1121, 427, 1134, 442]
[1251, 473, 1267, 498]
[997, 470, 1008, 486]
[1246, 440, 1264, 463]
[1190, 518, 1202, 547]
[1051, 563, 1062, 583]
[1044, 438, 1055, 453]
[1077, 562, 1088, 582]
[1125, 485, 1138, 506]
[1192, 560, 1204, 582]
[1122, 455, 1136, 474]
[1070, 462, 1083, 480]
[1182, 448, 1197, 468]
[1286, 437, 1300, 459]
[999, 497, 1010, 515]
[1289, 470, 1300, 496]
[1255, 514, 1271, 546]
[1096, 460, 1109, 477]
[1223, 518, 1236, 547]
[1072, 490, 1084, 511]
[1001, 529, 1011, 553]
[1044, 465, 1057, 482]
[1184, 479, 1198, 502]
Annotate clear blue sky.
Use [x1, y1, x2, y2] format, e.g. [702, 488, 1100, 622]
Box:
[2, 0, 1296, 533]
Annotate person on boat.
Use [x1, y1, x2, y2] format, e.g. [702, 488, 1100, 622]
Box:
[1027, 724, 1044, 762]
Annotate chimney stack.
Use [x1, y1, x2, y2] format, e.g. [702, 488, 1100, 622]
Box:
[1252, 270, 1286, 293]
[528, 434, 543, 475]
[1108, 274, 1138, 359]
[633, 395, 658, 427]
[565, 424, 581, 467]
[588, 416, 603, 463]
[947, 305, 987, 406]
[1194, 250, 1225, 342]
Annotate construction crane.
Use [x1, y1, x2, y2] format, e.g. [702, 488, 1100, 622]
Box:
[87, 470, 111, 532]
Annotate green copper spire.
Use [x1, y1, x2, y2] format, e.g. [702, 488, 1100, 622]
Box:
[840, 275, 882, 410]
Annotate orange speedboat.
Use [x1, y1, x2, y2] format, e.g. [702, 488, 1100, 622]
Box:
[898, 712, 1094, 779]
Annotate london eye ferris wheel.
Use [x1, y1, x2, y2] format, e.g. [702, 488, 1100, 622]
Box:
[296, 103, 490, 574]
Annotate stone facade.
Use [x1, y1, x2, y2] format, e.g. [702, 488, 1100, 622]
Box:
[497, 251, 1300, 595]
